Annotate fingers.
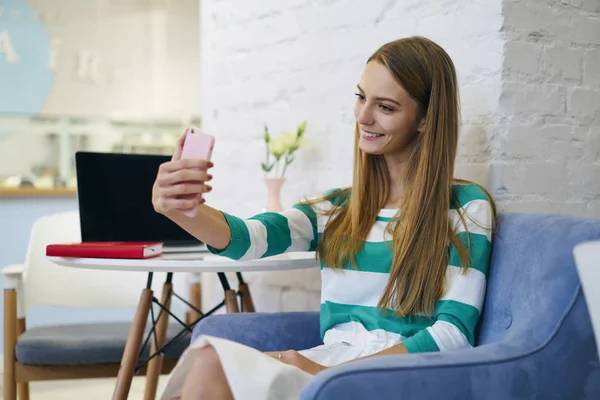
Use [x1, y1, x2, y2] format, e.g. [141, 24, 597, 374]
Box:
[153, 197, 204, 214]
[160, 159, 213, 173]
[157, 169, 212, 187]
[153, 158, 214, 214]
[162, 183, 212, 197]
[171, 133, 187, 161]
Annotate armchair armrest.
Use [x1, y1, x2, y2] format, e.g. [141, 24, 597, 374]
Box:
[2, 264, 24, 290]
[301, 295, 597, 400]
[192, 312, 322, 352]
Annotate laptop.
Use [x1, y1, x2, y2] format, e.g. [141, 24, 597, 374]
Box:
[75, 151, 207, 253]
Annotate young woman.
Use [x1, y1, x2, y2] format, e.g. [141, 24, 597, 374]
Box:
[153, 36, 495, 400]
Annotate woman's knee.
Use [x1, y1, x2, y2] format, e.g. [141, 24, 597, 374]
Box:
[191, 345, 222, 371]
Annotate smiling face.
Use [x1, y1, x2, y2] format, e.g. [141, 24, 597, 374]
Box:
[354, 61, 425, 161]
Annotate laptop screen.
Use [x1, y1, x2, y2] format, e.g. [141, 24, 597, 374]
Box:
[75, 151, 201, 245]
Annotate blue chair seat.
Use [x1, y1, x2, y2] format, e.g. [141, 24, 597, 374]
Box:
[16, 322, 190, 365]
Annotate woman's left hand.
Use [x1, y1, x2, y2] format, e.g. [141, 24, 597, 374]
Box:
[265, 350, 327, 375]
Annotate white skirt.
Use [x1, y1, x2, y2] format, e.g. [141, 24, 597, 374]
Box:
[160, 321, 403, 400]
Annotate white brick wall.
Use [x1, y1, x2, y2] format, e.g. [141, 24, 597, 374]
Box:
[499, 0, 600, 216]
[198, 0, 600, 312]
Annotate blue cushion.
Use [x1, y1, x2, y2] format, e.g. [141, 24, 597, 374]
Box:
[16, 322, 190, 365]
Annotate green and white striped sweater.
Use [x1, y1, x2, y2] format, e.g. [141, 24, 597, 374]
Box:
[208, 183, 493, 353]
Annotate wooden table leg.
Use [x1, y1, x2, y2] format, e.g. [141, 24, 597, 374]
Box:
[224, 289, 240, 313]
[113, 288, 153, 400]
[236, 273, 255, 312]
[143, 278, 173, 400]
[16, 317, 30, 400]
[219, 273, 240, 313]
[186, 273, 203, 325]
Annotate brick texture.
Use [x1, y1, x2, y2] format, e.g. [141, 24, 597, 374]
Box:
[198, 0, 600, 311]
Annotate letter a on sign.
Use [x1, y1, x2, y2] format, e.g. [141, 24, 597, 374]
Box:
[0, 31, 20, 63]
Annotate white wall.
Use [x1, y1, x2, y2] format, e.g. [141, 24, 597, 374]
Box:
[499, 0, 600, 216]
[198, 0, 506, 312]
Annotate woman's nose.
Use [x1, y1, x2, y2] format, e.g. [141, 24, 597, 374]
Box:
[355, 103, 374, 126]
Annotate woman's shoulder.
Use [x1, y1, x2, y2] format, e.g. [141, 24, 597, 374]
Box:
[451, 181, 492, 209]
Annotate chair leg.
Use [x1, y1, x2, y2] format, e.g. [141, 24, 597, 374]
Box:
[113, 288, 153, 400]
[143, 282, 173, 400]
[4, 289, 17, 400]
[16, 317, 30, 400]
[224, 289, 240, 313]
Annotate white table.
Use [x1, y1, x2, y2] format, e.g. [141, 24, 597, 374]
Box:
[48, 251, 319, 272]
[47, 251, 319, 400]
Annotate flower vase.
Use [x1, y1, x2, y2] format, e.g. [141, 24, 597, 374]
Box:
[264, 177, 285, 212]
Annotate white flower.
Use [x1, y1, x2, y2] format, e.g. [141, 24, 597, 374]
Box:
[268, 137, 287, 158]
[279, 131, 298, 151]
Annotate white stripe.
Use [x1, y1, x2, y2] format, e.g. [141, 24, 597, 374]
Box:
[238, 219, 268, 261]
[441, 265, 486, 312]
[426, 320, 472, 351]
[323, 321, 405, 346]
[378, 209, 399, 218]
[316, 201, 334, 233]
[282, 208, 315, 252]
[321, 267, 388, 308]
[450, 199, 492, 241]
[365, 220, 393, 243]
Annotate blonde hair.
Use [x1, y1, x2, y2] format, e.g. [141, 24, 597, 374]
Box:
[306, 37, 496, 316]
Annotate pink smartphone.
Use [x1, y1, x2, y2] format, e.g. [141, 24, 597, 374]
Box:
[179, 127, 215, 217]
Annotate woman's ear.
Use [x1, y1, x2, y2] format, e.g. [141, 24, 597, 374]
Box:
[417, 117, 426, 133]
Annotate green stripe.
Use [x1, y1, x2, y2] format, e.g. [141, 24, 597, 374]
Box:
[451, 183, 489, 209]
[206, 212, 251, 260]
[402, 328, 440, 353]
[435, 299, 480, 346]
[448, 232, 491, 274]
[344, 241, 393, 273]
[324, 188, 350, 207]
[248, 213, 292, 258]
[293, 204, 319, 251]
[320, 301, 434, 339]
[375, 216, 392, 222]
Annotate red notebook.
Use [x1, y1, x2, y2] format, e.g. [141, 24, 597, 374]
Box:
[46, 242, 163, 259]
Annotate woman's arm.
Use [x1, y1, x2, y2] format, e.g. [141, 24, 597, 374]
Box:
[152, 134, 318, 259]
[163, 204, 232, 251]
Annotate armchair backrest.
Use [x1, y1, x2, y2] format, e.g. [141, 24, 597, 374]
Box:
[476, 213, 600, 347]
[20, 211, 187, 317]
[573, 240, 600, 361]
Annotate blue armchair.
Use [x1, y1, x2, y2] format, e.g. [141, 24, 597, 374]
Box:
[193, 213, 600, 399]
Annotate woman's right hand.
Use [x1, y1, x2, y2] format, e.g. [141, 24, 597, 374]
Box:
[152, 134, 214, 215]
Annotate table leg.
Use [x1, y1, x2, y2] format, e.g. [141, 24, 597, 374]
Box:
[236, 272, 255, 312]
[113, 282, 153, 400]
[186, 273, 202, 326]
[218, 273, 240, 313]
[143, 273, 173, 400]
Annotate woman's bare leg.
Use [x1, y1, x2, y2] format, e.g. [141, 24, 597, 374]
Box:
[180, 345, 234, 400]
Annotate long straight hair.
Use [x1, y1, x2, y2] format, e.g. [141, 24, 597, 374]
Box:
[308, 37, 496, 316]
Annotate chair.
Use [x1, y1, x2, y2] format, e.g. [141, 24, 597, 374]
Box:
[191, 213, 600, 399]
[2, 211, 196, 400]
[574, 240, 600, 361]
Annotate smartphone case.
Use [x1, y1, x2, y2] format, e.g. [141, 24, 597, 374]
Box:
[179, 127, 215, 217]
